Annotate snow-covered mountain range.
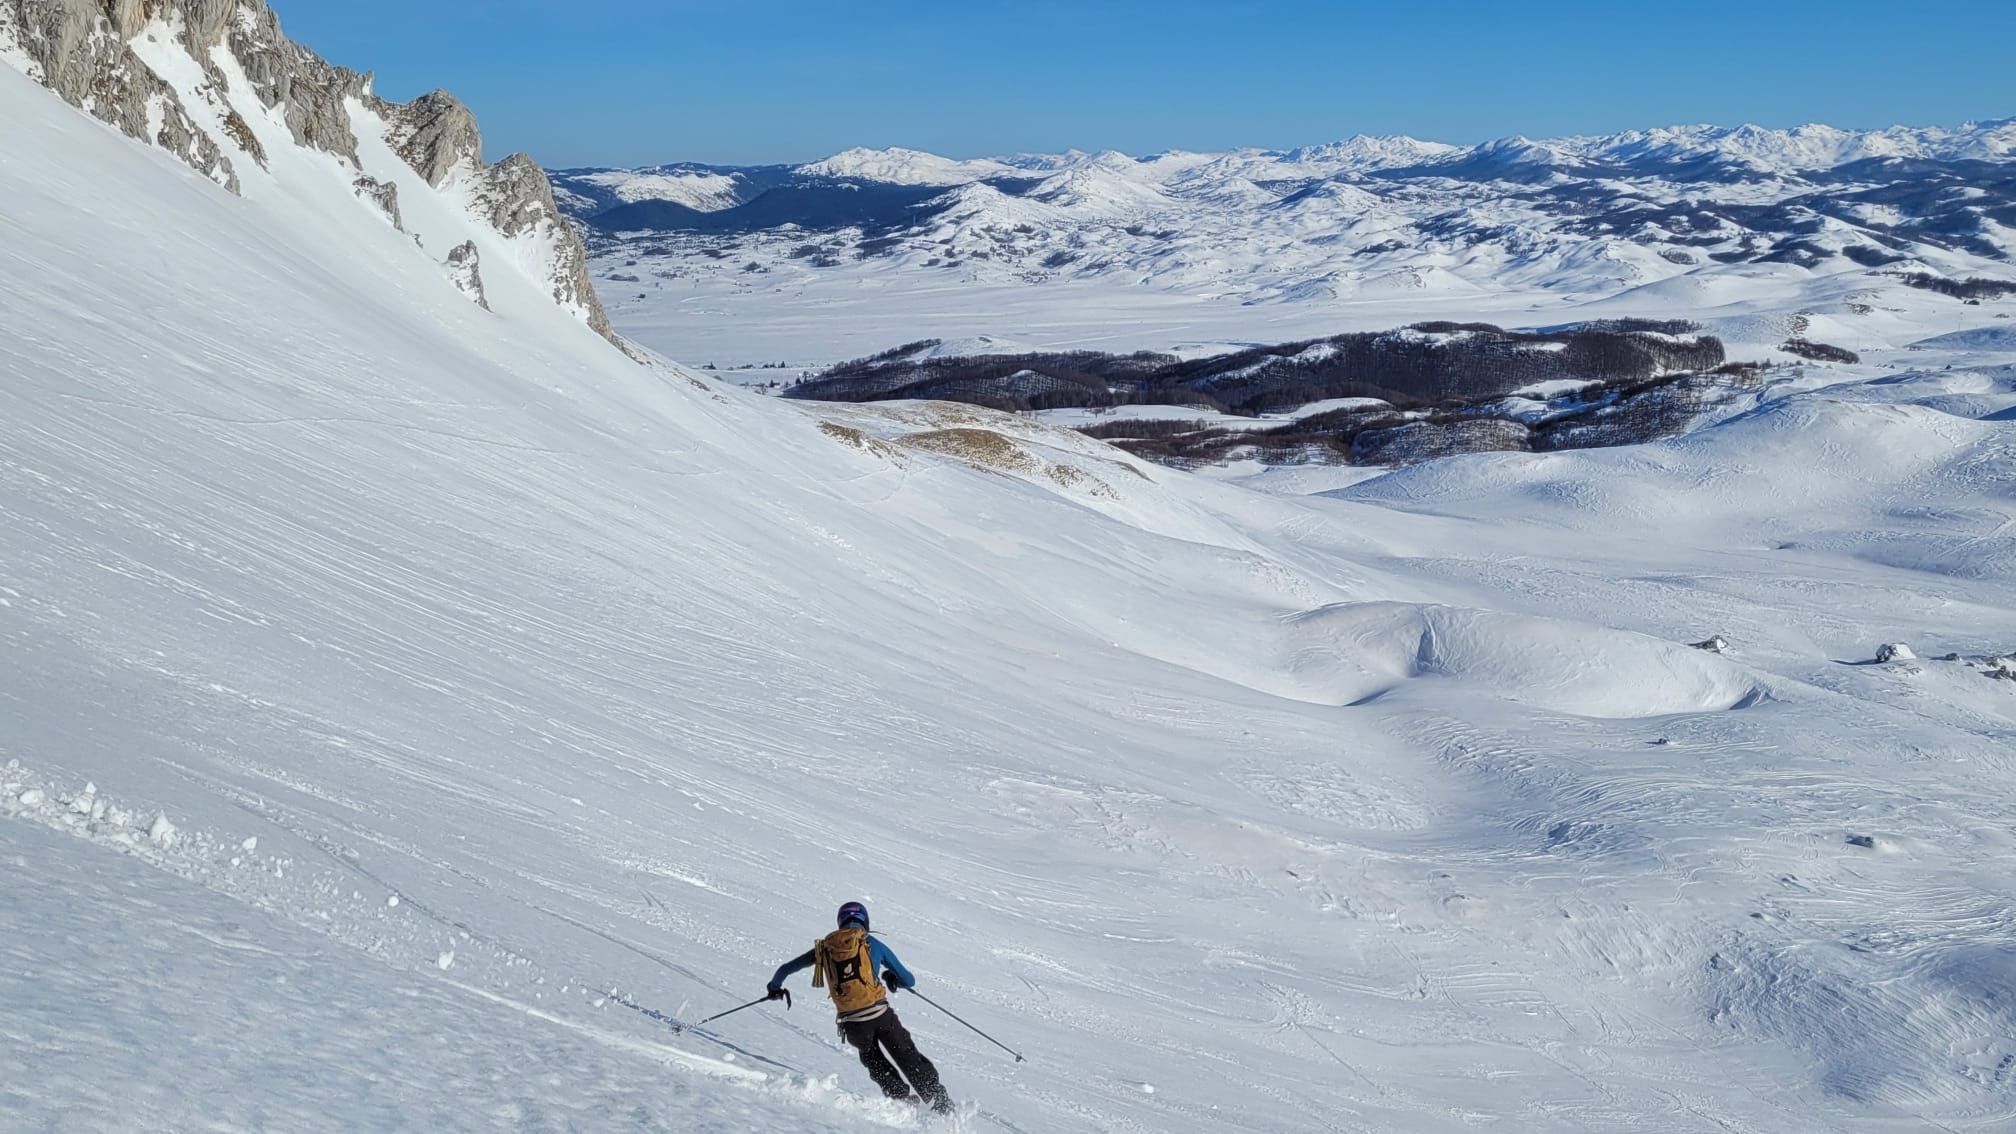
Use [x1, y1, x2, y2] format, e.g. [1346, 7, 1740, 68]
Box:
[563, 119, 2016, 372]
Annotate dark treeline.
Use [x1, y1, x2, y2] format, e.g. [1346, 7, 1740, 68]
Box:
[1781, 338, 1861, 364]
[786, 320, 1727, 416]
[1092, 370, 1757, 468]
[1894, 273, 2016, 301]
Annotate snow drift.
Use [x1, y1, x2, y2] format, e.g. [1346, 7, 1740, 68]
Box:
[1279, 602, 1765, 716]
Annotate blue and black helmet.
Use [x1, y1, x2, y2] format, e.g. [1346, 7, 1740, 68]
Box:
[836, 901, 870, 930]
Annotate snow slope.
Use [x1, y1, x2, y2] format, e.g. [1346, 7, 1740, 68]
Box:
[6, 35, 2016, 1134]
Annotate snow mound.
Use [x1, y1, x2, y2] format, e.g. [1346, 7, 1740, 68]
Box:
[1279, 602, 1766, 716]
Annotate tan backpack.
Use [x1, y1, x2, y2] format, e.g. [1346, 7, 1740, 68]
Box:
[811, 926, 886, 1013]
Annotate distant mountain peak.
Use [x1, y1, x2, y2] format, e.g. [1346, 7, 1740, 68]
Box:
[797, 146, 1021, 185]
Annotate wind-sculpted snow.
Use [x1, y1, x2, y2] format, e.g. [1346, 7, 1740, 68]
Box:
[7, 34, 2016, 1134]
[1277, 602, 1766, 716]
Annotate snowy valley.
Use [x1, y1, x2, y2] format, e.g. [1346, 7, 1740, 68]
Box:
[4, 3, 2016, 1134]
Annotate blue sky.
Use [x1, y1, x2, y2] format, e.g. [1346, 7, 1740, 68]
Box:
[276, 0, 2014, 168]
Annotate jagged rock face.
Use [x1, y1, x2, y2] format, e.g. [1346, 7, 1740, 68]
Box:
[175, 0, 235, 46]
[3, 0, 368, 182]
[103, 0, 146, 38]
[445, 240, 488, 310]
[221, 108, 265, 166]
[3, 0, 239, 191]
[377, 89, 480, 188]
[352, 175, 401, 230]
[0, 0, 620, 349]
[217, 0, 367, 163]
[376, 90, 612, 338]
[473, 152, 613, 339]
[483, 153, 564, 238]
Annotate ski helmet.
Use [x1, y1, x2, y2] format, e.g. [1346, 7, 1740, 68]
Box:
[836, 901, 869, 930]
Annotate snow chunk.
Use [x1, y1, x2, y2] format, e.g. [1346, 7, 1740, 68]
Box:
[18, 789, 46, 808]
[148, 813, 177, 847]
[436, 950, 455, 971]
[1875, 642, 1917, 663]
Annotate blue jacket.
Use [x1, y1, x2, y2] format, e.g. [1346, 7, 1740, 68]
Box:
[770, 934, 914, 992]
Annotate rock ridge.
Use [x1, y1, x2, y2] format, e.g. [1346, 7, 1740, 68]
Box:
[1, 0, 615, 345]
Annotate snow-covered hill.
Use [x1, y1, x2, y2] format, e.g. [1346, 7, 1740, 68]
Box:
[6, 7, 2016, 1133]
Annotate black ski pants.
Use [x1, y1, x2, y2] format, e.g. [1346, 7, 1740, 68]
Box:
[841, 1008, 948, 1107]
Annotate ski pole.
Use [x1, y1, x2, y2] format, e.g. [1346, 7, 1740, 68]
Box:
[908, 989, 1025, 1063]
[694, 996, 773, 1027]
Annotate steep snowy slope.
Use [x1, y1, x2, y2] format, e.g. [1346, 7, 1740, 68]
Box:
[7, 21, 2016, 1134]
[0, 0, 616, 344]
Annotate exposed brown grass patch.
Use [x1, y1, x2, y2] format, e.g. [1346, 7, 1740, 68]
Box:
[819, 420, 904, 462]
[1046, 462, 1116, 498]
[902, 428, 1039, 473]
[902, 428, 1125, 498]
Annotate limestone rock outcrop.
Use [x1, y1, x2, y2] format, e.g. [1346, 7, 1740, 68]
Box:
[1, 0, 617, 347]
[445, 240, 488, 311]
[2, 0, 238, 190]
[352, 175, 401, 230]
[378, 89, 481, 188]
[471, 153, 613, 341]
[376, 88, 612, 339]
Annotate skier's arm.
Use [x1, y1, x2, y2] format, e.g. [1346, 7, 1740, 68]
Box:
[769, 949, 815, 990]
[869, 937, 915, 989]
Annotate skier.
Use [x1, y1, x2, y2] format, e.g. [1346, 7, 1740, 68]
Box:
[767, 901, 953, 1113]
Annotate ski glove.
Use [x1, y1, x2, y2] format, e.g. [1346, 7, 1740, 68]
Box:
[766, 985, 792, 1008]
[882, 970, 906, 992]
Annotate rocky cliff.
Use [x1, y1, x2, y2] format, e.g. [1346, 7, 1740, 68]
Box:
[0, 0, 615, 346]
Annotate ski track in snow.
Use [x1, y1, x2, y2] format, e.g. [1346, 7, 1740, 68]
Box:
[5, 38, 2016, 1134]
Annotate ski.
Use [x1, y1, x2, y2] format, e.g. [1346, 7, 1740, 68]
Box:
[603, 989, 687, 1033]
